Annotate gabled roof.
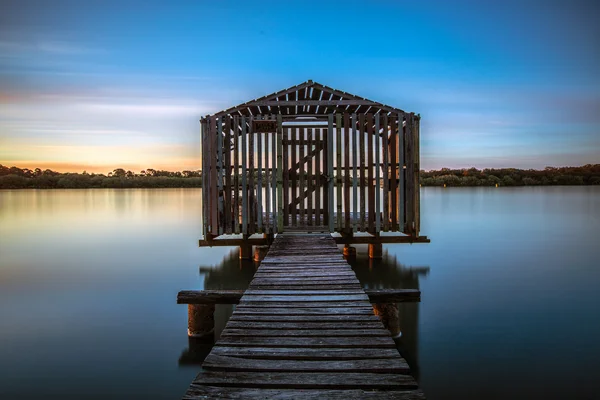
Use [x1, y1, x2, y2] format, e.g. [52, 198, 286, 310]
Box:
[206, 80, 407, 119]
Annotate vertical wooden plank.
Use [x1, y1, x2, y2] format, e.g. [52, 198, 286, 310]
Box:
[276, 113, 284, 233]
[209, 116, 218, 236]
[359, 113, 366, 231]
[367, 113, 374, 233]
[271, 122, 277, 232]
[399, 113, 406, 233]
[264, 124, 270, 232]
[299, 128, 305, 226]
[389, 115, 397, 231]
[248, 116, 255, 234]
[327, 114, 334, 232]
[343, 113, 350, 232]
[233, 116, 240, 234]
[307, 128, 313, 226]
[414, 114, 421, 237]
[290, 126, 297, 227]
[283, 126, 289, 228]
[336, 113, 342, 232]
[405, 113, 414, 236]
[241, 116, 248, 235]
[201, 119, 207, 237]
[256, 118, 263, 233]
[351, 113, 358, 233]
[224, 116, 232, 234]
[322, 126, 329, 226]
[315, 128, 321, 227]
[382, 114, 389, 232]
[375, 113, 381, 234]
[217, 116, 224, 235]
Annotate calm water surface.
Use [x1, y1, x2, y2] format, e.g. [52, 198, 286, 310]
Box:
[1, 187, 599, 399]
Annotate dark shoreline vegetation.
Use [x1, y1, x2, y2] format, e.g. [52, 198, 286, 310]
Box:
[1, 164, 599, 189]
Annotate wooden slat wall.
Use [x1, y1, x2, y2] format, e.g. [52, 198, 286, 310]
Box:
[202, 111, 419, 237]
[414, 114, 421, 236]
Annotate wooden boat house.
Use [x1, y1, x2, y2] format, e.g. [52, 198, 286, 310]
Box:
[200, 80, 428, 256]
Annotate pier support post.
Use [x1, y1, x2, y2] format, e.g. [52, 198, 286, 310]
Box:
[343, 244, 356, 259]
[254, 245, 269, 262]
[187, 304, 215, 338]
[373, 303, 400, 338]
[239, 244, 253, 259]
[368, 243, 383, 259]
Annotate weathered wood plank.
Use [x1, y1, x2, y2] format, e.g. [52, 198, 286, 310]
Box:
[351, 113, 358, 232]
[359, 113, 366, 231]
[184, 386, 426, 400]
[344, 112, 351, 231]
[299, 127, 306, 226]
[257, 119, 263, 232]
[190, 371, 417, 389]
[224, 116, 232, 234]
[241, 116, 248, 235]
[336, 112, 343, 232]
[390, 114, 397, 231]
[375, 113, 381, 233]
[382, 113, 389, 232]
[290, 127, 297, 226]
[220, 328, 391, 337]
[239, 295, 369, 302]
[202, 354, 410, 373]
[215, 336, 397, 348]
[283, 127, 289, 227]
[307, 128, 313, 226]
[210, 346, 403, 360]
[232, 307, 374, 315]
[315, 128, 321, 226]
[327, 114, 334, 232]
[229, 314, 379, 322]
[367, 113, 375, 233]
[233, 116, 240, 234]
[277, 114, 284, 232]
[248, 116, 255, 234]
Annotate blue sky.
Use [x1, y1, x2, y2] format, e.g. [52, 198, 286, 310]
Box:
[1, 0, 598, 172]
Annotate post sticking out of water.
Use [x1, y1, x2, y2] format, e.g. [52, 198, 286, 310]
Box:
[239, 244, 252, 259]
[369, 243, 383, 259]
[187, 304, 215, 338]
[254, 245, 269, 262]
[373, 303, 400, 338]
[343, 244, 356, 259]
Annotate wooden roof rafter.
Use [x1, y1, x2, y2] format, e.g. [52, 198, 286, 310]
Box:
[205, 80, 407, 119]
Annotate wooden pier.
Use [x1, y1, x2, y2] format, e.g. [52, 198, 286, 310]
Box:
[182, 233, 425, 399]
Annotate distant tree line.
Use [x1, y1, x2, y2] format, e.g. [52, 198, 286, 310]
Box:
[0, 166, 202, 189]
[420, 165, 600, 186]
[1, 164, 599, 189]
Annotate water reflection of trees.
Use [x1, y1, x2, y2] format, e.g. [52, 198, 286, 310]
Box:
[180, 245, 429, 382]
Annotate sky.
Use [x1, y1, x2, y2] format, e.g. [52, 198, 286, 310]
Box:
[1, 0, 598, 173]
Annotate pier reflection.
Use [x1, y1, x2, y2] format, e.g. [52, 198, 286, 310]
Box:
[346, 245, 429, 380]
[179, 245, 429, 380]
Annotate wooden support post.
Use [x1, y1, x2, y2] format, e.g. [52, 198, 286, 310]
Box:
[187, 304, 215, 338]
[368, 242, 383, 259]
[239, 243, 252, 260]
[372, 303, 400, 338]
[253, 245, 269, 262]
[343, 244, 356, 259]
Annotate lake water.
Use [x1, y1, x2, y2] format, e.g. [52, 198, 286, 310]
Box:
[1, 187, 599, 399]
